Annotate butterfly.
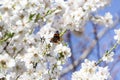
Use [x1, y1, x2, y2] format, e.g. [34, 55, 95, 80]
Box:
[50, 31, 61, 43]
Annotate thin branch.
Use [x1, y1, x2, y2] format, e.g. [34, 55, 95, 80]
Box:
[68, 31, 76, 71]
[93, 24, 100, 60]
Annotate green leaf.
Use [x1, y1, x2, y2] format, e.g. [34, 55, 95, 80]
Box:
[0, 15, 2, 20]
[7, 32, 14, 38]
[46, 10, 52, 15]
[35, 13, 41, 22]
[29, 13, 35, 21]
[0, 32, 14, 44]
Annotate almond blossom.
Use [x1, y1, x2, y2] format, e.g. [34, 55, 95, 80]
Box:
[72, 59, 111, 80]
[0, 0, 116, 80]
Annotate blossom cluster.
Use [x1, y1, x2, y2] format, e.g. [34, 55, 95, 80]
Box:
[91, 12, 113, 27]
[72, 51, 114, 80]
[72, 59, 111, 80]
[0, 0, 115, 80]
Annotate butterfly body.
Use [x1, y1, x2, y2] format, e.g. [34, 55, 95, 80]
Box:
[50, 31, 61, 43]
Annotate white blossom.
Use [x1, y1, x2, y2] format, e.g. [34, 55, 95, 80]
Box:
[0, 32, 2, 38]
[0, 53, 15, 70]
[114, 29, 120, 44]
[72, 59, 111, 80]
[102, 52, 114, 63]
[92, 12, 113, 27]
[11, 60, 27, 75]
[54, 43, 71, 58]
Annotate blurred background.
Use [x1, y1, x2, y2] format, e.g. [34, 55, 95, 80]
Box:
[60, 0, 120, 80]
